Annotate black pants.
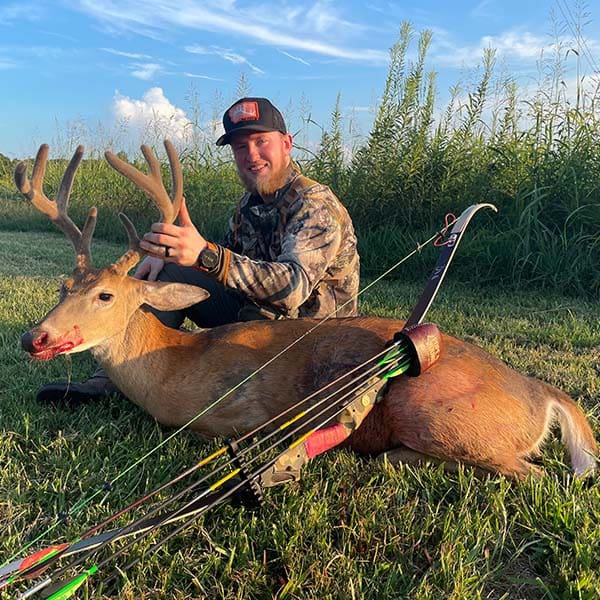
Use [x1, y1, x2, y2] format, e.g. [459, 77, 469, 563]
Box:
[150, 263, 246, 329]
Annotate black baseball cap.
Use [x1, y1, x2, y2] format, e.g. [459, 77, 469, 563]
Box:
[216, 97, 287, 146]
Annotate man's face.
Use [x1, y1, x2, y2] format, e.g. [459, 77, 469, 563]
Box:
[230, 130, 293, 198]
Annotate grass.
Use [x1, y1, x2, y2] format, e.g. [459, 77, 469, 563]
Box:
[2, 22, 600, 298]
[1, 229, 599, 599]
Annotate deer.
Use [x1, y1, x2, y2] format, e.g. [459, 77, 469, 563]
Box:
[16, 142, 598, 481]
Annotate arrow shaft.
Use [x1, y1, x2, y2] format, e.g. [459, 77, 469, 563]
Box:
[13, 349, 408, 598]
[9, 204, 496, 597]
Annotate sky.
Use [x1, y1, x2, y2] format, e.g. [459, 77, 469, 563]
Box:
[1, 0, 599, 158]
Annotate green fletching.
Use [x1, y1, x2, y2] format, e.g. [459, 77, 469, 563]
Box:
[383, 359, 412, 379]
[378, 343, 409, 366]
[377, 338, 413, 378]
[44, 565, 98, 600]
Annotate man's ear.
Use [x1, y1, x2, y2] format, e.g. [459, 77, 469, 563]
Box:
[140, 281, 210, 311]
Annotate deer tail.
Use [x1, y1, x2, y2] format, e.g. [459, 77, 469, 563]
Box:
[551, 393, 598, 476]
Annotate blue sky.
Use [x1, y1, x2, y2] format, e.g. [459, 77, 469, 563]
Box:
[1, 0, 599, 158]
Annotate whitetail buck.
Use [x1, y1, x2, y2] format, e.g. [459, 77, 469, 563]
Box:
[17, 142, 597, 480]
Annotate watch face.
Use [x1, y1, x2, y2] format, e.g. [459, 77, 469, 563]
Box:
[201, 247, 219, 269]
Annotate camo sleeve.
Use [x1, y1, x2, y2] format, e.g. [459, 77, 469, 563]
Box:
[216, 189, 349, 316]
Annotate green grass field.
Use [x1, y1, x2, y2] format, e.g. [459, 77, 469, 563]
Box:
[1, 229, 598, 599]
[2, 24, 600, 301]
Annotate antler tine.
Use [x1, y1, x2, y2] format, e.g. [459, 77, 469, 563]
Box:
[14, 144, 52, 218]
[78, 207, 97, 270]
[56, 145, 84, 212]
[105, 143, 179, 225]
[14, 144, 86, 259]
[29, 144, 50, 201]
[164, 139, 183, 220]
[140, 143, 164, 185]
[112, 212, 144, 275]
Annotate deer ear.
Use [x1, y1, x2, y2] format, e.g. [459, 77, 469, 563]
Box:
[140, 281, 210, 311]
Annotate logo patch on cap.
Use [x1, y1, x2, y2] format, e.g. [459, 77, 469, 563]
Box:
[229, 101, 259, 124]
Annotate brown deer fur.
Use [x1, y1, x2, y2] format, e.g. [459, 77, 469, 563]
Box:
[17, 143, 598, 480]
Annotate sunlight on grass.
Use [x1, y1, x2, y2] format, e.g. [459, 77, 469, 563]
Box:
[0, 229, 598, 599]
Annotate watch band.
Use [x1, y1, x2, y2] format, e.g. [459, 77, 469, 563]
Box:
[194, 241, 222, 274]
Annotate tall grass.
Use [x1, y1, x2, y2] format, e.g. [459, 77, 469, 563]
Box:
[1, 21, 598, 296]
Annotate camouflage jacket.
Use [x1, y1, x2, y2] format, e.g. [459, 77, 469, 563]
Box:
[210, 166, 359, 318]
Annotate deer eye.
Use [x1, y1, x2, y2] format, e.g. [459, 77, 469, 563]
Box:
[98, 292, 113, 302]
[59, 286, 71, 300]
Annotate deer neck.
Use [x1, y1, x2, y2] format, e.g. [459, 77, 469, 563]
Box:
[90, 307, 204, 384]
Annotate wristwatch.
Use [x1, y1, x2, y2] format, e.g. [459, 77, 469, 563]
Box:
[196, 242, 220, 272]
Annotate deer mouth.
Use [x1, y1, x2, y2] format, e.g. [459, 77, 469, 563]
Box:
[22, 327, 84, 360]
[29, 341, 78, 361]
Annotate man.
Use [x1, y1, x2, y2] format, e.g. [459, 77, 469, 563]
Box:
[37, 97, 360, 403]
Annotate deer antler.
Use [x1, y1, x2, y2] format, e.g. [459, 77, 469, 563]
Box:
[111, 212, 144, 275]
[104, 140, 183, 275]
[104, 140, 183, 224]
[14, 144, 96, 270]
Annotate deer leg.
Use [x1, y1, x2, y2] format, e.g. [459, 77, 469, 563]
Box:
[490, 457, 544, 479]
[149, 263, 244, 329]
[379, 447, 543, 480]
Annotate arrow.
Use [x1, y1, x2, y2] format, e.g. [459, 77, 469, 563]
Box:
[8, 203, 496, 597]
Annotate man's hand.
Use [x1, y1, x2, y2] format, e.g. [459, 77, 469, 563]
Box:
[140, 197, 208, 267]
[134, 256, 164, 281]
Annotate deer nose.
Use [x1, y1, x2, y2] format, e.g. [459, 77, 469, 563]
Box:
[21, 330, 48, 353]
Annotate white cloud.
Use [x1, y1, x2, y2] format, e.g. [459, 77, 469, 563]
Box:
[278, 49, 311, 66]
[131, 62, 162, 80]
[40, 29, 79, 43]
[100, 48, 164, 81]
[0, 2, 42, 25]
[481, 31, 547, 60]
[74, 0, 388, 64]
[0, 44, 69, 70]
[26, 45, 71, 60]
[112, 87, 194, 142]
[0, 57, 17, 69]
[184, 71, 225, 81]
[185, 44, 265, 74]
[470, 0, 496, 19]
[432, 28, 553, 69]
[302, 0, 363, 34]
[101, 47, 152, 59]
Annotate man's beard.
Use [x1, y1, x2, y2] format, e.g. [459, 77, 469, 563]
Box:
[239, 165, 289, 199]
